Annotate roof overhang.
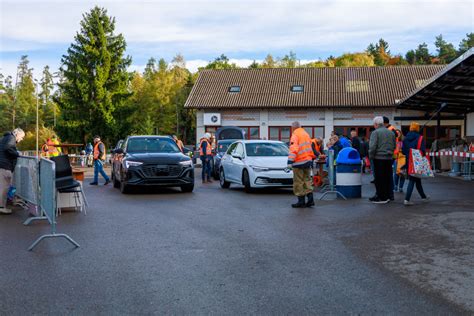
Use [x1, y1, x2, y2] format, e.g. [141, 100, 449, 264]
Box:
[397, 48, 474, 115]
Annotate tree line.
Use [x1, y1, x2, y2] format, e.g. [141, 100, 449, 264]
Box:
[0, 6, 472, 149]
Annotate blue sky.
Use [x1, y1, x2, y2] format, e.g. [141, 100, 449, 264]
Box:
[1, 0, 473, 80]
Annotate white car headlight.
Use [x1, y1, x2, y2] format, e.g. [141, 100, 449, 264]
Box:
[125, 160, 143, 168]
[179, 160, 193, 167]
[250, 165, 270, 172]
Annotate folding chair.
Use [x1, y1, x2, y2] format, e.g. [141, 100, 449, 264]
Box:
[50, 155, 88, 215]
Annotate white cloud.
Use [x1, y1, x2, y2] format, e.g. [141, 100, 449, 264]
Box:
[0, 0, 472, 78]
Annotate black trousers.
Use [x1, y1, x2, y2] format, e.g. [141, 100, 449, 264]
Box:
[374, 159, 393, 201]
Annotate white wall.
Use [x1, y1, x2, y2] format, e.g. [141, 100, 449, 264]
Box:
[467, 113, 474, 137]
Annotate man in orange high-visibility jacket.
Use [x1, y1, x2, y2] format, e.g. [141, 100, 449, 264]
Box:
[90, 135, 110, 186]
[288, 121, 316, 208]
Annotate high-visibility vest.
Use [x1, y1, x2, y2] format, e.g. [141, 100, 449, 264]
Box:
[53, 138, 62, 154]
[311, 138, 320, 156]
[199, 138, 212, 156]
[46, 139, 59, 157]
[288, 128, 316, 166]
[93, 141, 106, 160]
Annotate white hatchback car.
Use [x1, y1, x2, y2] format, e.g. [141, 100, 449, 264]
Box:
[219, 140, 293, 192]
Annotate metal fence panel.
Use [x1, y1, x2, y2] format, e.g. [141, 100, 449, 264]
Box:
[14, 157, 39, 205]
[39, 159, 56, 226]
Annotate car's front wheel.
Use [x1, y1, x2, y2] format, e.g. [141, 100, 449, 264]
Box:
[242, 169, 253, 193]
[181, 184, 194, 193]
[220, 168, 230, 189]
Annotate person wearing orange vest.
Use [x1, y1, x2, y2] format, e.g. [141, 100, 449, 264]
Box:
[288, 121, 316, 208]
[199, 133, 213, 183]
[90, 135, 110, 186]
[42, 138, 59, 157]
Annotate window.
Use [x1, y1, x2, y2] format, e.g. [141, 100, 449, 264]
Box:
[303, 126, 324, 139]
[334, 126, 372, 140]
[291, 85, 304, 92]
[228, 86, 241, 93]
[269, 126, 291, 142]
[126, 137, 180, 154]
[346, 80, 369, 92]
[233, 143, 245, 157]
[239, 126, 260, 140]
[245, 143, 289, 157]
[226, 142, 238, 155]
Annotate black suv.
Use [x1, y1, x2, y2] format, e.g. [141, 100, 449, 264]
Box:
[112, 136, 194, 193]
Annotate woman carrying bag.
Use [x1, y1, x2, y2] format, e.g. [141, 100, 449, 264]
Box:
[402, 122, 430, 206]
[393, 130, 406, 193]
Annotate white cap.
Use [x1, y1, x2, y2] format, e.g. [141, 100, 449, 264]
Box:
[205, 133, 211, 139]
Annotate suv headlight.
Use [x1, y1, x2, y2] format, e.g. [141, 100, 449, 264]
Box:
[250, 165, 270, 172]
[125, 160, 143, 168]
[179, 160, 193, 167]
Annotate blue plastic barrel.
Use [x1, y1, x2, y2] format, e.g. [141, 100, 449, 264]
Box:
[335, 148, 362, 198]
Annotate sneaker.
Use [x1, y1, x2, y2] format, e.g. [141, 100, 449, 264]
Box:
[0, 207, 12, 215]
[104, 179, 111, 185]
[404, 200, 414, 206]
[422, 196, 430, 202]
[89, 182, 98, 185]
[372, 198, 390, 204]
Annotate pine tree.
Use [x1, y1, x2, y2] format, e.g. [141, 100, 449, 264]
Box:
[458, 33, 474, 55]
[56, 6, 132, 144]
[39, 65, 58, 127]
[435, 35, 457, 64]
[15, 55, 37, 130]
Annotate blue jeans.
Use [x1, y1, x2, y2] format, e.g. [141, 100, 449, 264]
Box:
[405, 176, 426, 201]
[393, 161, 405, 191]
[201, 156, 212, 181]
[94, 160, 109, 183]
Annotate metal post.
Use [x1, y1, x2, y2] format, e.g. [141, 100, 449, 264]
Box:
[35, 80, 39, 158]
[319, 150, 346, 200]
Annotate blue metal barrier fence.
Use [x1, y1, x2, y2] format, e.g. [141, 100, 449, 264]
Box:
[24, 158, 80, 251]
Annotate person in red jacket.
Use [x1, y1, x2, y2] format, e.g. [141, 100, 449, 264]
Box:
[288, 121, 316, 208]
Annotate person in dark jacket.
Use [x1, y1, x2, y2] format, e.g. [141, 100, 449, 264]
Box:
[359, 137, 369, 173]
[350, 129, 361, 155]
[0, 128, 25, 214]
[402, 122, 429, 206]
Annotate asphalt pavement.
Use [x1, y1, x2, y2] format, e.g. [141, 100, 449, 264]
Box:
[0, 171, 473, 315]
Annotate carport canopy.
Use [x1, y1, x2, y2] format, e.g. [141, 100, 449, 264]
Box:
[397, 47, 474, 114]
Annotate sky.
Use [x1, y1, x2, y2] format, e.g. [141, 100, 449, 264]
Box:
[0, 0, 473, 81]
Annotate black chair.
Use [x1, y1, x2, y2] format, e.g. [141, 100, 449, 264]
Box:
[50, 155, 88, 214]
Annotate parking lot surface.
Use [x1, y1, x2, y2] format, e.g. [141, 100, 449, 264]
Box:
[0, 172, 473, 314]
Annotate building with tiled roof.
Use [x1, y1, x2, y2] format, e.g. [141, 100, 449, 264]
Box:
[185, 65, 465, 145]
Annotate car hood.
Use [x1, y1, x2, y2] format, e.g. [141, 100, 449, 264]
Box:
[126, 152, 190, 164]
[244, 156, 288, 169]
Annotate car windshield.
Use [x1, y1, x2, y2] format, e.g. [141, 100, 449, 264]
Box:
[217, 141, 234, 153]
[126, 138, 180, 153]
[245, 143, 289, 157]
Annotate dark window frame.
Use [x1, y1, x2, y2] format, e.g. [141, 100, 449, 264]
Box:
[239, 126, 260, 140]
[291, 85, 304, 92]
[228, 85, 241, 93]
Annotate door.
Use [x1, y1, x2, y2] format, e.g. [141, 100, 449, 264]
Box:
[221, 142, 237, 182]
[231, 142, 246, 184]
[227, 142, 245, 182]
